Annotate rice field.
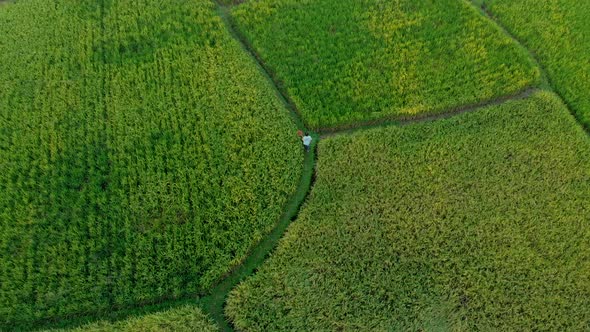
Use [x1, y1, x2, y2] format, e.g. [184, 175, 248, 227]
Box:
[229, 0, 539, 130]
[0, 0, 301, 327]
[2, 0, 589, 330]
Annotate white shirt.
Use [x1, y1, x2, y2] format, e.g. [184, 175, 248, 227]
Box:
[302, 135, 312, 146]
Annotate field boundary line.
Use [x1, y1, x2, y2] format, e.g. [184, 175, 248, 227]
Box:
[320, 87, 537, 138]
[468, 0, 551, 87]
[466, 0, 589, 135]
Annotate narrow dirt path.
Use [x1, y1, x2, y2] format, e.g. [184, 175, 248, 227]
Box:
[321, 87, 538, 139]
[199, 144, 317, 331]
[198, 3, 319, 331]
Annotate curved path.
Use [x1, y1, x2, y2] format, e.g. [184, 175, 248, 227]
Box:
[198, 5, 319, 331]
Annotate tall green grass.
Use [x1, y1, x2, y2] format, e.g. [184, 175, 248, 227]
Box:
[227, 92, 590, 330]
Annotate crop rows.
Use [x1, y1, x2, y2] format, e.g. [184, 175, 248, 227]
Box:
[0, 0, 301, 327]
[227, 92, 590, 330]
[0, 1, 108, 324]
[477, 0, 590, 130]
[229, 0, 539, 130]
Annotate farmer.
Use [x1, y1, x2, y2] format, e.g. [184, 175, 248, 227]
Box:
[302, 132, 312, 152]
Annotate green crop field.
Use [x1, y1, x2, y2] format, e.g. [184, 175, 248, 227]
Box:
[477, 0, 590, 130]
[227, 92, 590, 331]
[0, 0, 301, 327]
[52, 305, 217, 332]
[229, 0, 539, 130]
[2, 0, 590, 331]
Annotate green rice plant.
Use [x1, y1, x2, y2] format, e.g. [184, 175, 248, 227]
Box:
[477, 0, 590, 130]
[52, 305, 217, 332]
[0, 0, 301, 328]
[230, 0, 540, 130]
[227, 91, 590, 331]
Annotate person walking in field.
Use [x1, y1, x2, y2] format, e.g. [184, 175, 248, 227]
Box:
[302, 132, 312, 152]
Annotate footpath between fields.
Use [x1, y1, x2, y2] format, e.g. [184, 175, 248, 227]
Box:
[202, 1, 577, 332]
